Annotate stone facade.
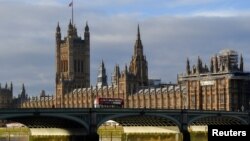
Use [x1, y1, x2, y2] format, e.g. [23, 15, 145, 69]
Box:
[2, 22, 250, 111]
[178, 49, 250, 111]
[20, 23, 187, 109]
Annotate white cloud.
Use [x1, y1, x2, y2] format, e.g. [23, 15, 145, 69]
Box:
[191, 10, 250, 17]
[170, 0, 216, 6]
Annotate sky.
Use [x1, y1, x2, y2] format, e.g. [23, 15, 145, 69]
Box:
[0, 0, 250, 97]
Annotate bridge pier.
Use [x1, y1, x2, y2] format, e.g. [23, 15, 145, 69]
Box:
[87, 109, 99, 141]
[181, 109, 190, 141]
[86, 133, 99, 141]
[181, 125, 190, 141]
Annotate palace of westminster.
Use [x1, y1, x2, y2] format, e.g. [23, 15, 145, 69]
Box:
[1, 18, 250, 111]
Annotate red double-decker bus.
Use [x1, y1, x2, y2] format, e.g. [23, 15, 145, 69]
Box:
[94, 97, 124, 108]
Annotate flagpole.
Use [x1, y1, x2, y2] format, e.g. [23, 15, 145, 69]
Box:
[72, 0, 74, 25]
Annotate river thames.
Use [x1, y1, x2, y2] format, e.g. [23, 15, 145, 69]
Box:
[0, 125, 208, 141]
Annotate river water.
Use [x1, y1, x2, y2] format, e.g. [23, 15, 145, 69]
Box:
[0, 133, 29, 141]
[0, 127, 207, 141]
[0, 132, 207, 141]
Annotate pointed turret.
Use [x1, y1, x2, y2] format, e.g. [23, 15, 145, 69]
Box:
[214, 55, 218, 73]
[84, 21, 90, 42]
[197, 56, 202, 74]
[55, 22, 61, 82]
[68, 20, 74, 36]
[204, 64, 208, 72]
[5, 83, 8, 89]
[85, 21, 89, 32]
[10, 82, 13, 92]
[56, 22, 61, 33]
[240, 54, 244, 72]
[210, 57, 214, 73]
[20, 83, 26, 99]
[112, 64, 121, 85]
[97, 60, 107, 87]
[125, 64, 128, 74]
[73, 24, 78, 37]
[186, 58, 190, 75]
[226, 54, 231, 72]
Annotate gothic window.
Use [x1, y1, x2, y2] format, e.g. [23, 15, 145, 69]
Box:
[234, 81, 238, 88]
[63, 60, 65, 72]
[191, 95, 195, 105]
[213, 95, 217, 103]
[220, 94, 224, 103]
[78, 60, 81, 72]
[60, 61, 63, 72]
[61, 60, 68, 72]
[81, 60, 84, 72]
[65, 60, 68, 71]
[202, 95, 205, 103]
[207, 95, 211, 104]
[74, 60, 77, 72]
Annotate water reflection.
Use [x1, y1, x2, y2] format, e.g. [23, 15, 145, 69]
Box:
[0, 127, 208, 141]
[0, 133, 29, 141]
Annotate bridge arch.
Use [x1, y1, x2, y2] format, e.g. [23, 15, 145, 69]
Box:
[41, 113, 89, 129]
[0, 113, 89, 130]
[97, 113, 139, 127]
[97, 113, 182, 130]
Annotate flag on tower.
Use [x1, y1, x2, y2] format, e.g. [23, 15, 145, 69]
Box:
[69, 0, 74, 25]
[69, 1, 73, 7]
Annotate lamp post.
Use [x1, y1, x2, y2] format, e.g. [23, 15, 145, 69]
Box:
[248, 100, 250, 111]
[241, 105, 244, 112]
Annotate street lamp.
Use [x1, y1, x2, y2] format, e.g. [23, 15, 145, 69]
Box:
[241, 105, 244, 112]
[248, 100, 250, 111]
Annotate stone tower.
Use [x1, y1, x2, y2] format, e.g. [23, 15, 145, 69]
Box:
[129, 25, 148, 86]
[55, 21, 90, 108]
[0, 82, 13, 108]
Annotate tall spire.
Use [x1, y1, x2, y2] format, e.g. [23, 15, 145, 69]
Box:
[97, 60, 107, 87]
[134, 24, 143, 56]
[129, 25, 148, 86]
[20, 83, 26, 98]
[137, 24, 141, 40]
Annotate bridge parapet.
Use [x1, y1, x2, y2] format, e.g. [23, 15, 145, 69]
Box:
[0, 108, 249, 141]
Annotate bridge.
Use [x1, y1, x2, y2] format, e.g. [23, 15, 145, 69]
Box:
[0, 108, 249, 141]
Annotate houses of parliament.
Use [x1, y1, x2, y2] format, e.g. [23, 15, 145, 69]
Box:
[1, 19, 250, 111]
